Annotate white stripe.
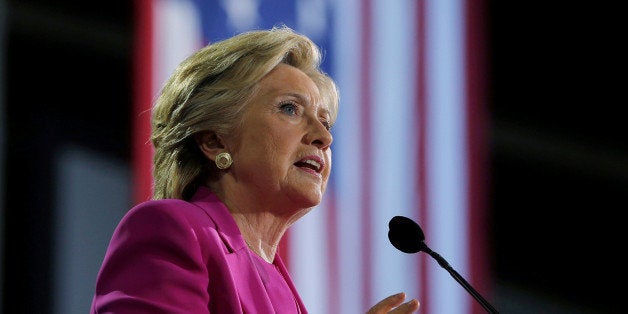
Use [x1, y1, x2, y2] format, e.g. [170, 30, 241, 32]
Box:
[425, 0, 470, 313]
[290, 200, 329, 314]
[370, 0, 420, 305]
[153, 0, 203, 98]
[329, 0, 365, 313]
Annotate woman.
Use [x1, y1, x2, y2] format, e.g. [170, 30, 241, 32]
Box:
[91, 26, 419, 313]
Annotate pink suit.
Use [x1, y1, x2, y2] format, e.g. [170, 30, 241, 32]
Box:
[91, 186, 307, 313]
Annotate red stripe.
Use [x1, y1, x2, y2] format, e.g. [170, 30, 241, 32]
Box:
[132, 0, 154, 204]
[415, 0, 430, 313]
[360, 0, 373, 309]
[464, 1, 491, 313]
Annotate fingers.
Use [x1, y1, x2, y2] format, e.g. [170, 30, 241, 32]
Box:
[368, 292, 405, 313]
[390, 298, 419, 313]
[367, 292, 420, 314]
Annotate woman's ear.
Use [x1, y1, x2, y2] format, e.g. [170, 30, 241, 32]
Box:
[194, 131, 224, 161]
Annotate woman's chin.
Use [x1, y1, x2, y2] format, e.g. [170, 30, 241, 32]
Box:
[286, 190, 323, 209]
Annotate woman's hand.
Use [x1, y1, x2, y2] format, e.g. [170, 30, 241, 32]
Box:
[367, 292, 420, 313]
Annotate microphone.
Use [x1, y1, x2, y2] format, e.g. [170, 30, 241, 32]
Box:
[388, 216, 499, 313]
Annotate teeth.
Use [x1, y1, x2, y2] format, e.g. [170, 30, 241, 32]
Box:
[304, 159, 321, 171]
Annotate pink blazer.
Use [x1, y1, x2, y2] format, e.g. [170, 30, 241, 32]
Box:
[91, 186, 307, 313]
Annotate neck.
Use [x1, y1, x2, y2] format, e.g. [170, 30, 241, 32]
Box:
[245, 237, 279, 264]
[207, 181, 314, 263]
[232, 211, 285, 263]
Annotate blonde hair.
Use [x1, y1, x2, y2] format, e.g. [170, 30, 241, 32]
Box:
[151, 26, 339, 200]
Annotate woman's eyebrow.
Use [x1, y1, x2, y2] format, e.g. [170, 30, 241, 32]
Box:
[283, 91, 311, 103]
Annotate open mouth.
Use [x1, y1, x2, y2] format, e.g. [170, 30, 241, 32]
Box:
[294, 157, 323, 173]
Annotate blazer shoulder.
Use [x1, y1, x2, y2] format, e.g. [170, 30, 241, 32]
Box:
[115, 195, 243, 255]
[130, 198, 201, 213]
[125, 198, 216, 227]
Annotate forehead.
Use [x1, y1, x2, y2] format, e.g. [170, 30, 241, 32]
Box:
[259, 64, 316, 93]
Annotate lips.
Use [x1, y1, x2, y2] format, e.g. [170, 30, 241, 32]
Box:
[294, 155, 325, 173]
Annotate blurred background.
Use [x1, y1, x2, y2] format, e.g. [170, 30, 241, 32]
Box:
[0, 0, 625, 313]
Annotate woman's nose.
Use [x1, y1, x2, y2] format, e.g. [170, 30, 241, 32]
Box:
[305, 119, 333, 149]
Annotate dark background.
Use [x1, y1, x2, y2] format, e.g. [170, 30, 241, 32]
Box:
[2, 1, 625, 313]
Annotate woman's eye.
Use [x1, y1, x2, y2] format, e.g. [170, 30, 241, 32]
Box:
[321, 120, 331, 131]
[279, 102, 298, 115]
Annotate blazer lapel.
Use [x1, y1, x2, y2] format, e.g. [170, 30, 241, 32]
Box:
[191, 187, 276, 313]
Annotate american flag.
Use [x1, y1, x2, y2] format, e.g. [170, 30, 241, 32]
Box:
[132, 1, 492, 313]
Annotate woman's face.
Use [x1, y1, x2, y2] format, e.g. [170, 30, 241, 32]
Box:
[226, 64, 333, 211]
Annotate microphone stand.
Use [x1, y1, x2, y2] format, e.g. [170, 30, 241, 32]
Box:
[420, 243, 499, 313]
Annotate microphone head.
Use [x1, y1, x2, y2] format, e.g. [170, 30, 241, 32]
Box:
[388, 216, 425, 253]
